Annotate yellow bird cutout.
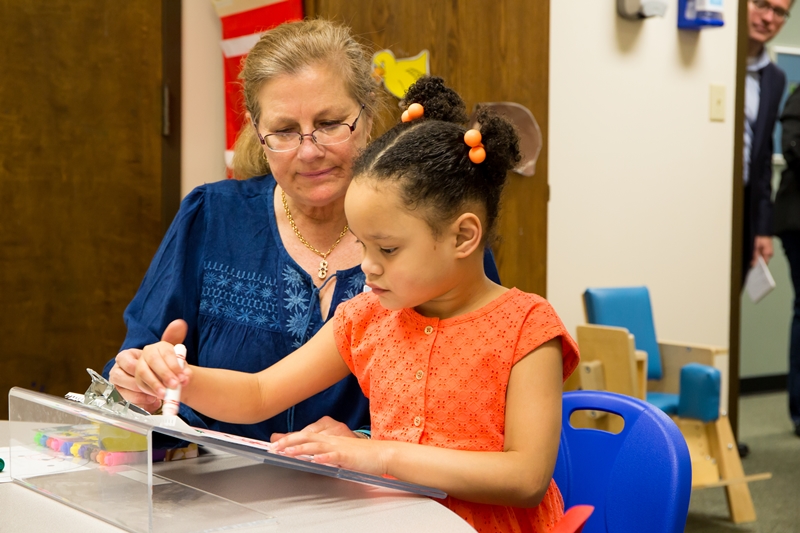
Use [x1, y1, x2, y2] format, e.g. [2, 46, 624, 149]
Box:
[372, 49, 430, 99]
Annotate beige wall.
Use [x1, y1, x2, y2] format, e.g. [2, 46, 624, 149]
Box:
[182, 1, 226, 196]
[547, 1, 740, 349]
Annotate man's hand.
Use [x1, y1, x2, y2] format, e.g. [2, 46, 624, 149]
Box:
[753, 235, 774, 266]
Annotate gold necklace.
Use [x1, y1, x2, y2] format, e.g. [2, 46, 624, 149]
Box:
[281, 190, 349, 279]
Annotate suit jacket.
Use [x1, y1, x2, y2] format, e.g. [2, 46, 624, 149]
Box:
[775, 85, 800, 234]
[749, 62, 786, 237]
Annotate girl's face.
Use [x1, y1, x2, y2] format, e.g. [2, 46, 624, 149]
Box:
[254, 64, 372, 208]
[345, 178, 459, 315]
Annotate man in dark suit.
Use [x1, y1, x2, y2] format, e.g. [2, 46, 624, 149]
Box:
[775, 87, 800, 438]
[740, 0, 791, 456]
[742, 0, 790, 285]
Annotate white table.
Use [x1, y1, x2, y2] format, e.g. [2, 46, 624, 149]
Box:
[0, 421, 475, 533]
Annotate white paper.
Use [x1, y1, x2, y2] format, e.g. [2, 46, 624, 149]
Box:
[5, 446, 92, 480]
[745, 255, 776, 303]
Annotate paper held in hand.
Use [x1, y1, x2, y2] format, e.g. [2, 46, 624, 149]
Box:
[745, 255, 776, 303]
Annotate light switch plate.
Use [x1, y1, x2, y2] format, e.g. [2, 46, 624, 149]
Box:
[710, 84, 725, 122]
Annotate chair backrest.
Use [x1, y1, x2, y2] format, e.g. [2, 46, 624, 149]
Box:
[554, 391, 692, 533]
[575, 324, 640, 399]
[583, 287, 662, 380]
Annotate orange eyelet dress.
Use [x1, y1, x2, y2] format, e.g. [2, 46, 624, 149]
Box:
[333, 288, 580, 533]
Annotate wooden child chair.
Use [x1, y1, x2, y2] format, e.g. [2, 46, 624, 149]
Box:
[567, 286, 771, 524]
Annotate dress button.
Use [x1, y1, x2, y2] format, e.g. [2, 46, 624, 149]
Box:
[415, 370, 424, 380]
[413, 416, 422, 426]
[424, 325, 434, 335]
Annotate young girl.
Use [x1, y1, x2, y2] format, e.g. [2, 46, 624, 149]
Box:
[136, 76, 579, 533]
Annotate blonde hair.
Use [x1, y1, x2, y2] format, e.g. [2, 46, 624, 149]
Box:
[232, 19, 381, 179]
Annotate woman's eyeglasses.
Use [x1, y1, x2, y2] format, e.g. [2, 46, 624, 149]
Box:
[256, 104, 366, 152]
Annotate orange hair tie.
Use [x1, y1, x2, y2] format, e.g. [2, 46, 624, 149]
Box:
[401, 102, 424, 123]
[464, 129, 485, 164]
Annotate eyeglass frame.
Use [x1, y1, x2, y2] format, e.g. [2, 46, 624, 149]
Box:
[751, 0, 791, 21]
[254, 104, 366, 152]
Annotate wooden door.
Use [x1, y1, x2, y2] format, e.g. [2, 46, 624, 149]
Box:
[306, 0, 550, 295]
[0, 1, 181, 417]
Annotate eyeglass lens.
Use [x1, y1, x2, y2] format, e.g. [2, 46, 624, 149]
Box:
[753, 0, 790, 19]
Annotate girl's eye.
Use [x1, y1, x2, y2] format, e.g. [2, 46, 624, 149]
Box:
[380, 247, 397, 255]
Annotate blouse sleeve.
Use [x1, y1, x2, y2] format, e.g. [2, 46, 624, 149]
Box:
[102, 186, 208, 378]
[514, 297, 580, 382]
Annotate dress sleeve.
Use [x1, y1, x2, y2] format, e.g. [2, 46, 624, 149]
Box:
[102, 186, 208, 378]
[333, 300, 356, 376]
[514, 297, 580, 382]
[332, 293, 375, 398]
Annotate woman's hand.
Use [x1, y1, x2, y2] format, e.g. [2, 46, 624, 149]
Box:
[270, 416, 362, 442]
[271, 431, 389, 475]
[133, 319, 191, 399]
[108, 348, 162, 413]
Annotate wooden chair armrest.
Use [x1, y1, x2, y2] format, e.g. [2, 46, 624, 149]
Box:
[651, 341, 729, 415]
[634, 350, 647, 401]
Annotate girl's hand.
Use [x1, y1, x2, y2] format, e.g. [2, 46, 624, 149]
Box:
[109, 348, 163, 412]
[272, 431, 389, 475]
[134, 319, 190, 399]
[270, 416, 363, 442]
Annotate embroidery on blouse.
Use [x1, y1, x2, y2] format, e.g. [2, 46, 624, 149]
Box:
[200, 262, 281, 331]
[343, 273, 367, 300]
[200, 261, 366, 347]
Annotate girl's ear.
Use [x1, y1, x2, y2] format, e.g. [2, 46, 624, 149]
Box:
[451, 212, 483, 259]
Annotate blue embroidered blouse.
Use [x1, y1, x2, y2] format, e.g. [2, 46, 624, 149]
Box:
[103, 174, 500, 442]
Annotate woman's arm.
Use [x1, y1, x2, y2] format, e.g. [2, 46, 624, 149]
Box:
[272, 338, 564, 508]
[106, 187, 209, 409]
[135, 320, 351, 424]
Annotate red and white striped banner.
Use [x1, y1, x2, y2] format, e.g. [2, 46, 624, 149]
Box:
[213, 0, 304, 174]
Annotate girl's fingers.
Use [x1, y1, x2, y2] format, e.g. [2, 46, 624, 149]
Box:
[135, 357, 166, 397]
[136, 342, 179, 395]
[273, 431, 326, 451]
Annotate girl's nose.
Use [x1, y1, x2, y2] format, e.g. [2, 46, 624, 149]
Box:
[360, 254, 382, 277]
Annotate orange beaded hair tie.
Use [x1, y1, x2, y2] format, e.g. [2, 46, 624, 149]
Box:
[401, 103, 424, 123]
[464, 129, 485, 164]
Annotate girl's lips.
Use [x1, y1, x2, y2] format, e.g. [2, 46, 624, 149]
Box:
[367, 286, 387, 295]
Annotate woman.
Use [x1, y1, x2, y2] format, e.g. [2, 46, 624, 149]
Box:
[104, 19, 500, 442]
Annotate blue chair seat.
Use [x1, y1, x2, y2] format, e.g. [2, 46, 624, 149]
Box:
[646, 392, 679, 415]
[555, 391, 692, 533]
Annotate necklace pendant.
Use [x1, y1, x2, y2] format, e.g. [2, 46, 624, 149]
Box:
[318, 259, 328, 279]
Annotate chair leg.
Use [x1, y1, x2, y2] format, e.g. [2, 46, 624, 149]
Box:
[708, 416, 757, 524]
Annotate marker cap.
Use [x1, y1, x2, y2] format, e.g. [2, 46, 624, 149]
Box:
[174, 344, 187, 361]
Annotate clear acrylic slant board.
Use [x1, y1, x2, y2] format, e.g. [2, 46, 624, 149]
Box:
[7, 387, 444, 533]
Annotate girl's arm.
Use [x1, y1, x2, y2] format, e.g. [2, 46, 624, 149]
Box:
[135, 320, 351, 424]
[273, 338, 564, 508]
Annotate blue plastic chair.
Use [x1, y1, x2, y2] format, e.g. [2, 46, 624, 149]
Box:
[554, 390, 692, 533]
